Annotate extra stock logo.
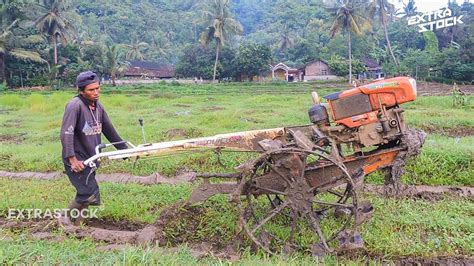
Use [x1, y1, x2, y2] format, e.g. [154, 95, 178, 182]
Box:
[407, 8, 464, 32]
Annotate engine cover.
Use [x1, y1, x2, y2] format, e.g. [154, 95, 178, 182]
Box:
[330, 93, 372, 121]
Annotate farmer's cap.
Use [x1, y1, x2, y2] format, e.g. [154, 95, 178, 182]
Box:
[76, 71, 99, 88]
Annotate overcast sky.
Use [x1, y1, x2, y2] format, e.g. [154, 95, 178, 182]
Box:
[390, 0, 463, 13]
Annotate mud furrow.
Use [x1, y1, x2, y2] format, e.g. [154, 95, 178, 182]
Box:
[1, 216, 473, 264]
[1, 170, 472, 199]
[1, 202, 473, 263]
[363, 184, 474, 200]
[0, 170, 196, 185]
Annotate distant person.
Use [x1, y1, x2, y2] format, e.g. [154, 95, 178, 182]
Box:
[59, 71, 128, 226]
[352, 79, 360, 88]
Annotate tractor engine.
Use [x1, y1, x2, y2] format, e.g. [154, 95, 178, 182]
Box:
[309, 77, 417, 150]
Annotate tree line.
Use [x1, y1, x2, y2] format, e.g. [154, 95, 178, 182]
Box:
[0, 0, 472, 88]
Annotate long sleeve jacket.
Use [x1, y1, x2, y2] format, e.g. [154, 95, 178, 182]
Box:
[60, 95, 127, 166]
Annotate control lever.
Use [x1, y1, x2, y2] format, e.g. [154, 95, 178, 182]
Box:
[139, 118, 147, 143]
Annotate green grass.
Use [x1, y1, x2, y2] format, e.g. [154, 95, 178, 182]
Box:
[404, 96, 474, 129]
[0, 237, 366, 265]
[0, 84, 473, 263]
[1, 177, 472, 263]
[0, 177, 192, 223]
[0, 88, 472, 185]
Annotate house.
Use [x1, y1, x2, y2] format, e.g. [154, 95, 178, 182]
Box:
[299, 60, 338, 81]
[256, 61, 341, 82]
[360, 58, 384, 80]
[124, 61, 175, 79]
[267, 63, 301, 82]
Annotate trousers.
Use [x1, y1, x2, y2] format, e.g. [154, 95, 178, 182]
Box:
[64, 164, 101, 205]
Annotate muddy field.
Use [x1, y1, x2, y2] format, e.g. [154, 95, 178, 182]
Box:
[0, 83, 472, 263]
[1, 188, 473, 264]
[415, 81, 474, 96]
[1, 169, 473, 263]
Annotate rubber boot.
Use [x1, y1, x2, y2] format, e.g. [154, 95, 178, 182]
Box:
[57, 200, 81, 227]
[73, 194, 97, 226]
[73, 203, 90, 226]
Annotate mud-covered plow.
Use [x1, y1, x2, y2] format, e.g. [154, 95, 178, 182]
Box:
[84, 77, 426, 255]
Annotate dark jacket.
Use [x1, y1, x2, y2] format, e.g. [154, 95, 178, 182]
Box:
[60, 95, 127, 165]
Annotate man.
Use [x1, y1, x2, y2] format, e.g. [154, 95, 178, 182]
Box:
[59, 71, 127, 226]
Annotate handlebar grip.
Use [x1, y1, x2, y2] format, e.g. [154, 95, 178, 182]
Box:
[98, 143, 107, 151]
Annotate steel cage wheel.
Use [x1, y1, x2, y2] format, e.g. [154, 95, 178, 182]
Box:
[236, 148, 359, 255]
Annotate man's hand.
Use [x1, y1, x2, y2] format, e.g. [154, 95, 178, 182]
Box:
[68, 156, 85, 172]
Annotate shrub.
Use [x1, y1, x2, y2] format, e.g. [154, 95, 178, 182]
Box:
[25, 75, 50, 87]
[150, 92, 179, 99]
[0, 94, 24, 108]
[170, 80, 181, 86]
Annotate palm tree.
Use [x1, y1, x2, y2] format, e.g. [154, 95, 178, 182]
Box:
[329, 0, 371, 84]
[150, 36, 172, 61]
[34, 0, 74, 65]
[397, 0, 417, 18]
[369, 0, 399, 70]
[104, 44, 129, 86]
[200, 0, 243, 82]
[278, 23, 295, 51]
[125, 39, 149, 61]
[1, 3, 47, 84]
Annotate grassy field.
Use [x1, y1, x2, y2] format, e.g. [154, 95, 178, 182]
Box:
[0, 83, 473, 264]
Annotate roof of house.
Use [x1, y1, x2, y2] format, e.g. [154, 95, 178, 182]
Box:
[270, 62, 299, 71]
[124, 61, 175, 77]
[297, 59, 329, 70]
[363, 58, 381, 69]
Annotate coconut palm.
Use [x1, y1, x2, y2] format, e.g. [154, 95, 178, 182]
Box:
[125, 39, 149, 61]
[278, 23, 295, 51]
[200, 0, 243, 82]
[329, 0, 372, 83]
[397, 0, 418, 18]
[34, 0, 74, 65]
[369, 0, 399, 70]
[1, 3, 47, 84]
[104, 44, 129, 86]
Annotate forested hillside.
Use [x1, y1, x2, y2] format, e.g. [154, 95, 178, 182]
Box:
[0, 0, 472, 88]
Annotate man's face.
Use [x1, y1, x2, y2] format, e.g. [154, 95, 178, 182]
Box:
[80, 82, 100, 102]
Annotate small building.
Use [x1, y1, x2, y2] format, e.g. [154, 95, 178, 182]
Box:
[124, 61, 175, 79]
[360, 58, 384, 80]
[299, 60, 338, 81]
[267, 63, 301, 82]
